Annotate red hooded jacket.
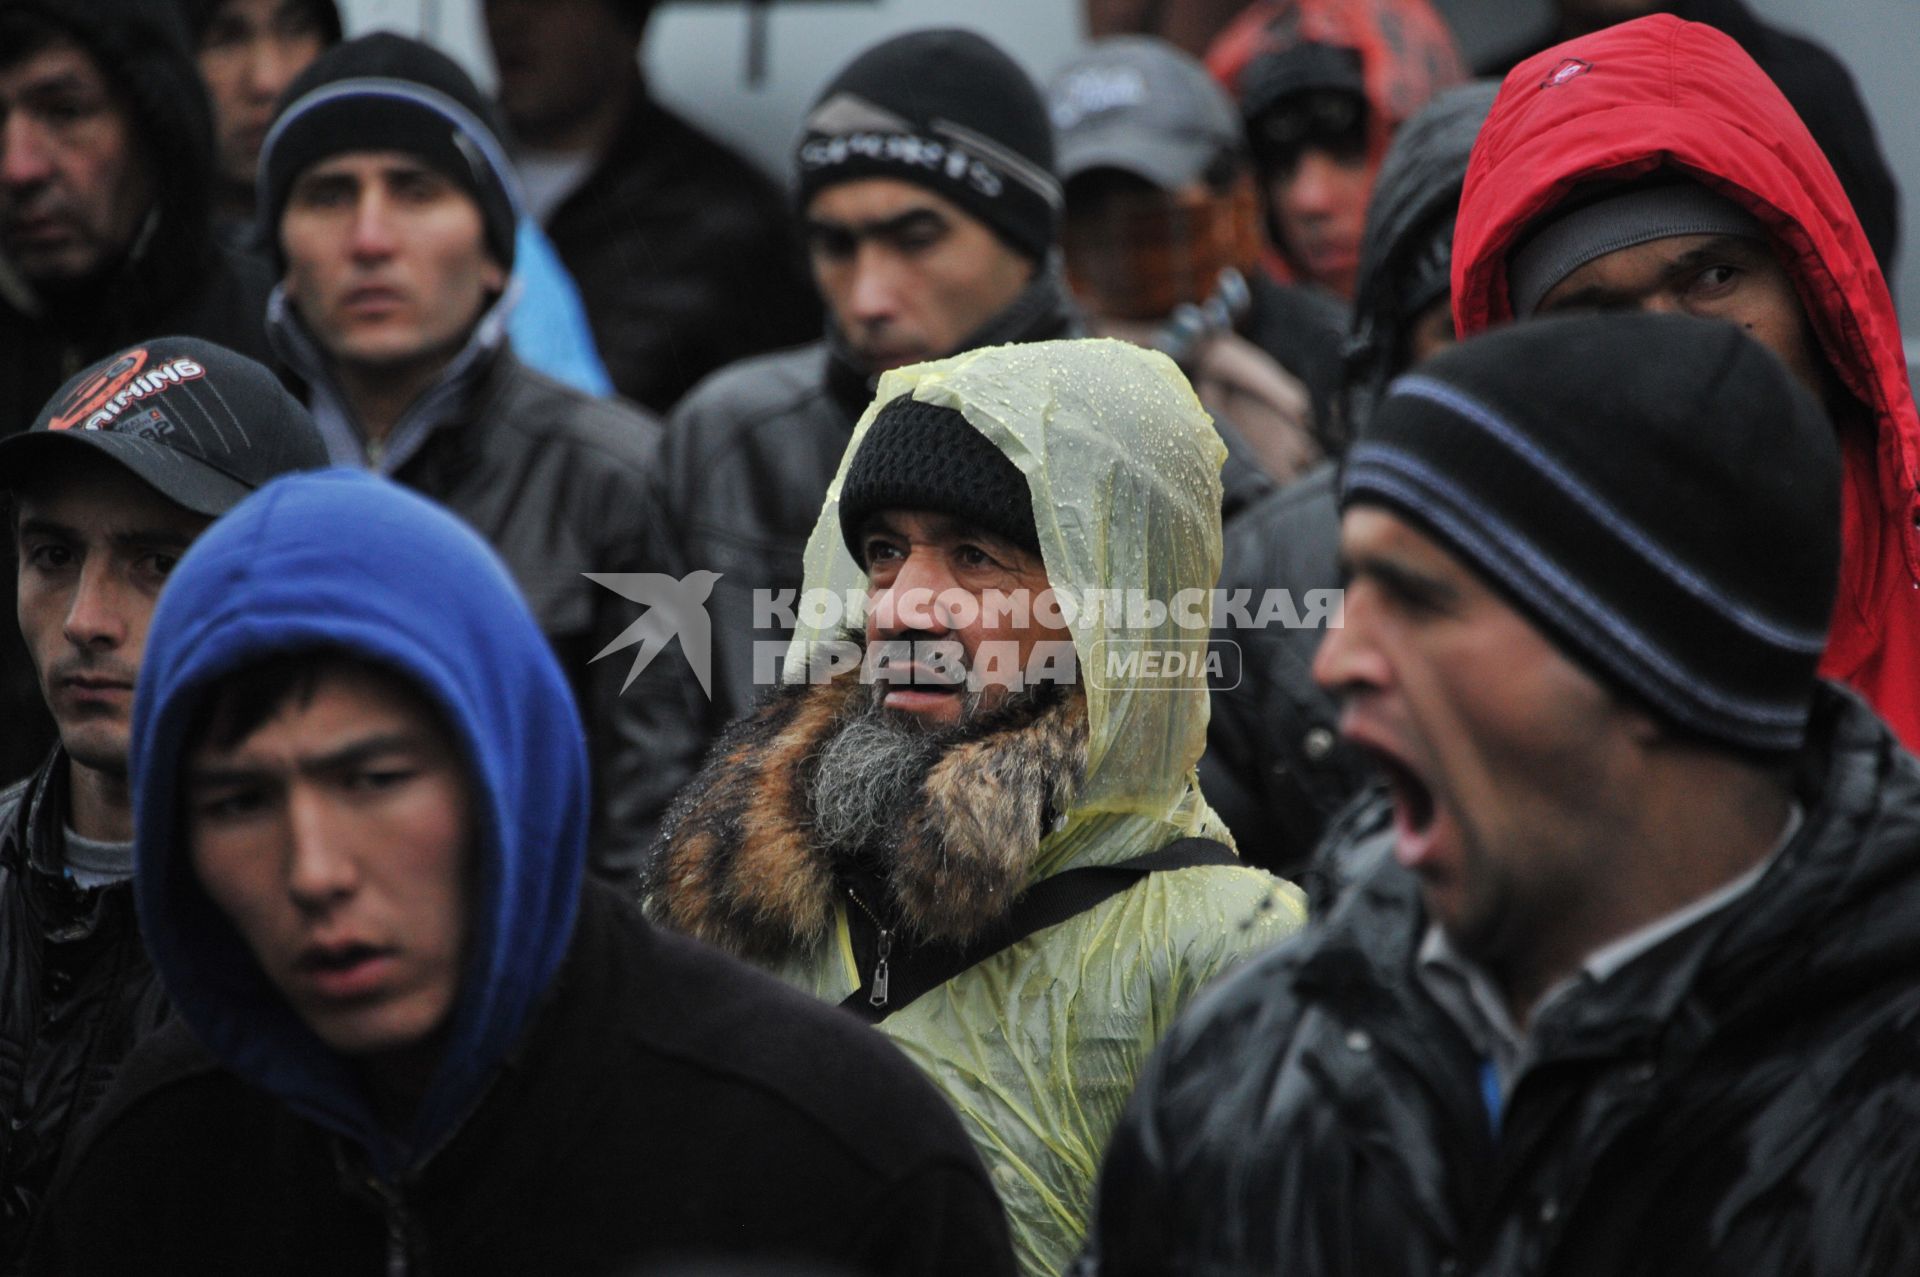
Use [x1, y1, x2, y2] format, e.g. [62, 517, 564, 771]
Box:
[1206, 0, 1466, 285]
[1453, 14, 1920, 750]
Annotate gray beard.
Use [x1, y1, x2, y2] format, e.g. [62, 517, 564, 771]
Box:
[806, 681, 1050, 864]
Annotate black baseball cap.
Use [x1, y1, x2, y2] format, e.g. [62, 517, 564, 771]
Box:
[0, 337, 331, 516]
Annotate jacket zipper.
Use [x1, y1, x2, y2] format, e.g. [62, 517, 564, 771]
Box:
[845, 886, 893, 1008]
[363, 1174, 414, 1277]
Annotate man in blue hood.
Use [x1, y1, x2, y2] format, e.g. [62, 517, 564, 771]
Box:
[28, 469, 1014, 1276]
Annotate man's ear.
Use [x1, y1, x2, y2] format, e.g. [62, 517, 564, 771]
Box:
[481, 254, 508, 297]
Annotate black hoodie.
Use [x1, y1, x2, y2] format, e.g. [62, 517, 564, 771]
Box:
[0, 0, 274, 432]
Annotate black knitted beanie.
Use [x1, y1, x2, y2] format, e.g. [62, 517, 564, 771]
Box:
[1343, 312, 1840, 752]
[795, 28, 1060, 263]
[839, 396, 1039, 564]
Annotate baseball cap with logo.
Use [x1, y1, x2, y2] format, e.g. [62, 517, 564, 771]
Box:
[1049, 36, 1245, 190]
[0, 337, 330, 516]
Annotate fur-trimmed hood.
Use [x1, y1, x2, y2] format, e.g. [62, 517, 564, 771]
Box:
[648, 673, 1088, 960]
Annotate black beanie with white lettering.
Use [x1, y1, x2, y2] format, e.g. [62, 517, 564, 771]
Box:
[1342, 313, 1840, 752]
[795, 29, 1061, 263]
[259, 32, 519, 271]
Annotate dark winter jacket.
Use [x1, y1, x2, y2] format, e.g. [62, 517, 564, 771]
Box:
[0, 752, 166, 1266]
[0, 0, 274, 785]
[1087, 683, 1920, 1276]
[271, 301, 672, 883]
[633, 273, 1081, 837]
[1199, 88, 1494, 871]
[33, 886, 1015, 1277]
[543, 84, 820, 414]
[31, 468, 1014, 1277]
[1454, 15, 1920, 755]
[1198, 462, 1362, 874]
[1473, 0, 1901, 277]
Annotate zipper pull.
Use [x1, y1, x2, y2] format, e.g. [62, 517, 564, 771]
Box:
[870, 927, 892, 1008]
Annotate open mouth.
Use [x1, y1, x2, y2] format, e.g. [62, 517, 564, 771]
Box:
[1373, 750, 1436, 836]
[299, 942, 387, 974]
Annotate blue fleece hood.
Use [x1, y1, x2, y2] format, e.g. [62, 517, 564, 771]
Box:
[131, 468, 588, 1179]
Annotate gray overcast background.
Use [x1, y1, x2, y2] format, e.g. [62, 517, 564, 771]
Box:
[344, 0, 1918, 342]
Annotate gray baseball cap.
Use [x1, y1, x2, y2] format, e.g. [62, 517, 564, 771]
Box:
[1049, 36, 1244, 190]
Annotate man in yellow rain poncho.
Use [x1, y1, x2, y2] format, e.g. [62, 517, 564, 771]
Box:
[645, 337, 1304, 1276]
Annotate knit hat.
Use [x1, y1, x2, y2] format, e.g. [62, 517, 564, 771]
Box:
[1509, 180, 1766, 317]
[796, 28, 1061, 263]
[1342, 312, 1840, 752]
[0, 336, 330, 516]
[838, 395, 1039, 564]
[258, 32, 521, 271]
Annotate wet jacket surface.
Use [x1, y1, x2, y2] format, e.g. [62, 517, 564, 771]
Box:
[544, 87, 820, 414]
[1088, 684, 1920, 1277]
[1199, 462, 1364, 873]
[1454, 15, 1920, 755]
[634, 276, 1081, 838]
[0, 753, 166, 1265]
[273, 303, 672, 882]
[0, 0, 273, 785]
[32, 469, 1013, 1276]
[1473, 0, 1901, 277]
[651, 339, 1306, 1276]
[1201, 86, 1496, 871]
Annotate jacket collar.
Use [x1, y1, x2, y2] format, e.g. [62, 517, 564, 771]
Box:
[1303, 684, 1920, 1067]
[1, 745, 67, 878]
[822, 265, 1083, 417]
[267, 282, 519, 475]
[648, 671, 1089, 960]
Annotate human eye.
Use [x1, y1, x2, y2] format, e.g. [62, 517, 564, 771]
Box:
[808, 225, 856, 261]
[193, 783, 269, 822]
[22, 541, 75, 573]
[1684, 262, 1741, 301]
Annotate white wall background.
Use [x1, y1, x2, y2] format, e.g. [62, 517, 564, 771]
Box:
[341, 0, 1919, 337]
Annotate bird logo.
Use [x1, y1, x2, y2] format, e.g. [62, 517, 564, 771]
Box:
[583, 571, 723, 699]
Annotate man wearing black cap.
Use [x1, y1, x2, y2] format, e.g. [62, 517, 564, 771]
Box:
[640, 28, 1082, 840]
[258, 32, 671, 883]
[0, 0, 281, 781]
[0, 336, 328, 1258]
[1082, 313, 1920, 1276]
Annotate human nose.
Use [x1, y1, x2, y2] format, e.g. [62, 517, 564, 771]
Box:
[870, 552, 956, 638]
[248, 38, 309, 101]
[0, 113, 53, 190]
[62, 558, 130, 651]
[1281, 150, 1343, 219]
[348, 187, 396, 260]
[286, 787, 360, 911]
[1310, 586, 1389, 697]
[844, 244, 903, 326]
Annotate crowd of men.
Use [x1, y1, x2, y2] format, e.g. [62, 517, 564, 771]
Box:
[0, 0, 1916, 1272]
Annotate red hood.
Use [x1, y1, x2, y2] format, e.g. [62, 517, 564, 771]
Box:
[1453, 14, 1920, 747]
[1207, 0, 1466, 141]
[1208, 0, 1465, 287]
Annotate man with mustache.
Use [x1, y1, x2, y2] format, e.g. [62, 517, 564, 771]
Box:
[259, 33, 672, 884]
[0, 337, 327, 1260]
[1082, 314, 1920, 1276]
[0, 0, 282, 782]
[649, 339, 1303, 1277]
